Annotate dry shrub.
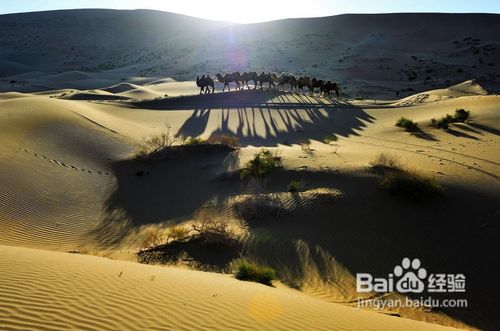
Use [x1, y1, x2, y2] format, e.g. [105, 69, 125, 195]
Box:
[235, 194, 284, 220]
[233, 180, 283, 220]
[371, 153, 444, 200]
[141, 229, 167, 250]
[208, 134, 239, 148]
[141, 225, 191, 251]
[183, 137, 207, 145]
[166, 225, 191, 242]
[191, 209, 241, 246]
[370, 152, 402, 170]
[137, 126, 178, 157]
[380, 168, 444, 200]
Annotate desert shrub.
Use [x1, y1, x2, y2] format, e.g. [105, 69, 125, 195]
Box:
[241, 149, 280, 178]
[380, 169, 444, 200]
[207, 134, 239, 148]
[370, 153, 402, 170]
[453, 108, 470, 122]
[288, 180, 304, 192]
[431, 114, 453, 130]
[184, 137, 207, 145]
[371, 153, 444, 200]
[234, 193, 284, 221]
[431, 109, 470, 130]
[191, 211, 239, 246]
[137, 126, 177, 156]
[232, 178, 283, 220]
[396, 117, 419, 132]
[141, 229, 167, 250]
[233, 260, 277, 285]
[166, 225, 191, 242]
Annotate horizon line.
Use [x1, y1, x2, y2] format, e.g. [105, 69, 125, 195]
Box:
[0, 8, 499, 24]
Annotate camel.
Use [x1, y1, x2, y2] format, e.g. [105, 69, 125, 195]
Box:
[321, 81, 341, 98]
[215, 72, 243, 92]
[272, 72, 297, 92]
[196, 75, 205, 94]
[297, 76, 308, 92]
[204, 75, 215, 94]
[242, 71, 259, 89]
[307, 77, 324, 95]
[196, 75, 215, 94]
[257, 72, 275, 90]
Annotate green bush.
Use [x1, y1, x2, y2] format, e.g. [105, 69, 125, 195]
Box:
[453, 108, 470, 122]
[234, 260, 277, 285]
[396, 117, 419, 132]
[288, 180, 303, 192]
[431, 114, 453, 130]
[431, 109, 470, 130]
[241, 149, 279, 178]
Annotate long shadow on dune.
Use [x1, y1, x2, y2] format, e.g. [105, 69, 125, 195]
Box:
[468, 121, 500, 136]
[132, 90, 373, 147]
[178, 106, 373, 147]
[209, 105, 373, 147]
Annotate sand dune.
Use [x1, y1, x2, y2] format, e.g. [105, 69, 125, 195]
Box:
[0, 245, 462, 331]
[1, 9, 500, 330]
[0, 79, 499, 329]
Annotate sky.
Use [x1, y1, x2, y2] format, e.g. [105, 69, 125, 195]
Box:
[1, 0, 500, 23]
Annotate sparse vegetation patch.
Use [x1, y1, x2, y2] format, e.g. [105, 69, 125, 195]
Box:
[137, 126, 177, 157]
[207, 134, 239, 148]
[233, 260, 277, 286]
[380, 168, 444, 200]
[370, 153, 402, 171]
[136, 128, 238, 159]
[396, 117, 419, 132]
[431, 109, 471, 130]
[288, 180, 304, 193]
[241, 149, 281, 178]
[371, 153, 444, 200]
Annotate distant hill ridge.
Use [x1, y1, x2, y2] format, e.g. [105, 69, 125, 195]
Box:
[1, 10, 499, 97]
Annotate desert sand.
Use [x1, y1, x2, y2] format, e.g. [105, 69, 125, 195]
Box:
[0, 244, 465, 331]
[1, 9, 500, 331]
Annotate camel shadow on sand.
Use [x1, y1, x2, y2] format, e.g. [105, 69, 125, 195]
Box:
[92, 91, 375, 245]
[133, 90, 375, 147]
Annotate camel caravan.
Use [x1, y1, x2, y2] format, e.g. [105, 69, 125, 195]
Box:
[196, 72, 341, 98]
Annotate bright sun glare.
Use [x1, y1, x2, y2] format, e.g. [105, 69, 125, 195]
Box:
[158, 0, 310, 23]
